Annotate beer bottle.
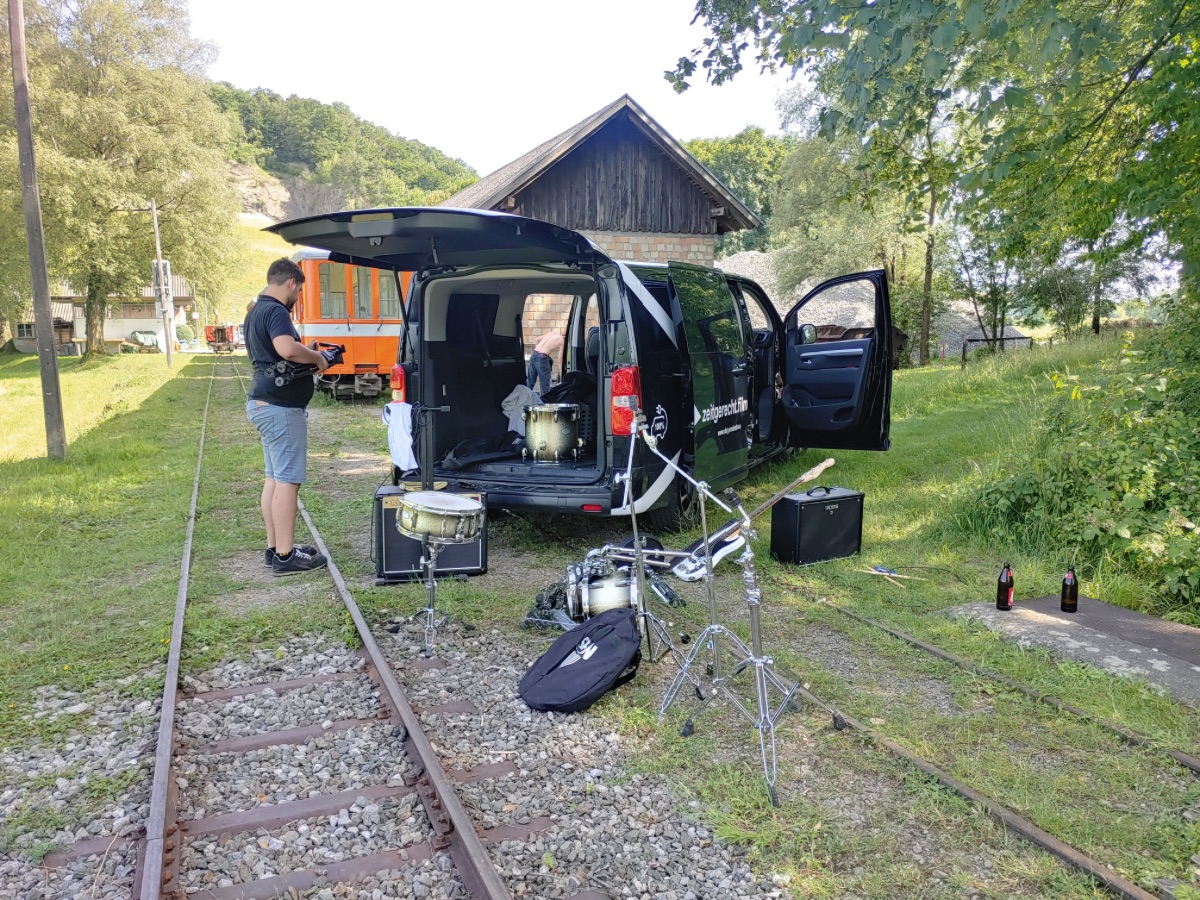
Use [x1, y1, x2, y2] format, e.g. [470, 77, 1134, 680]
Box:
[1061, 566, 1079, 613]
[996, 563, 1014, 611]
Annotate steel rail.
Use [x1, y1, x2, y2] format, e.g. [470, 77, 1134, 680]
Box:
[297, 498, 513, 900]
[825, 602, 1200, 776]
[140, 357, 217, 898]
[790, 681, 1159, 900]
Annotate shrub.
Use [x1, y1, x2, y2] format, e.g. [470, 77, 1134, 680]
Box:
[175, 323, 194, 343]
[951, 298, 1200, 624]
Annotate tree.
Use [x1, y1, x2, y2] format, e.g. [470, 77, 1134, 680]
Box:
[0, 0, 238, 357]
[1017, 260, 1092, 339]
[684, 127, 794, 255]
[950, 205, 1019, 347]
[668, 0, 1200, 293]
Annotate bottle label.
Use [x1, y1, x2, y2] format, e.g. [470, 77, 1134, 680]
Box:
[1006, 587, 1013, 607]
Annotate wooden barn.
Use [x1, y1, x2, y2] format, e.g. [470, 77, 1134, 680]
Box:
[440, 94, 760, 267]
[440, 95, 761, 352]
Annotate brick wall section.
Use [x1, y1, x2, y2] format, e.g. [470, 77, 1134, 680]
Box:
[582, 231, 716, 266]
[520, 232, 717, 364]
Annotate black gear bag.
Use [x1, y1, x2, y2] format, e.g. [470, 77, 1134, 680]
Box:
[519, 609, 641, 713]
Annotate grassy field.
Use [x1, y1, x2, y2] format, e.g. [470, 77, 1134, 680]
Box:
[0, 340, 1196, 897]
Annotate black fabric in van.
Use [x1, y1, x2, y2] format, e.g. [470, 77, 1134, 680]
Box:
[540, 371, 595, 405]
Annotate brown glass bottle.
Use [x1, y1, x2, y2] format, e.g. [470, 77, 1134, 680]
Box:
[996, 563, 1014, 611]
[1061, 566, 1079, 613]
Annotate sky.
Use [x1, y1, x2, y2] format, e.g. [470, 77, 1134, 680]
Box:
[187, 0, 800, 176]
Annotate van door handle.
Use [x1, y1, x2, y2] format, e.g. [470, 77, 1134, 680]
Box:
[731, 364, 748, 375]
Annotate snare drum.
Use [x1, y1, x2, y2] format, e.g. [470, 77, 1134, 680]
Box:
[397, 491, 485, 544]
[523, 403, 583, 462]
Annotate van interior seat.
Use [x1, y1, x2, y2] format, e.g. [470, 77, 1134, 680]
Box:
[585, 326, 600, 374]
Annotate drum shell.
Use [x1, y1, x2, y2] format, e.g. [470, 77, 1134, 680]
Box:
[524, 403, 582, 462]
[398, 493, 485, 544]
[582, 575, 633, 618]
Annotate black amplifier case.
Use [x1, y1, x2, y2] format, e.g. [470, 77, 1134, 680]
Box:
[373, 486, 487, 584]
[770, 486, 864, 566]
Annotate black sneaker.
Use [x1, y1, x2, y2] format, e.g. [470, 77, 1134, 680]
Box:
[272, 546, 328, 576]
[264, 544, 318, 567]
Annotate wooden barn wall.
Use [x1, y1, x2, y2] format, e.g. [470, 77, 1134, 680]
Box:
[513, 116, 718, 234]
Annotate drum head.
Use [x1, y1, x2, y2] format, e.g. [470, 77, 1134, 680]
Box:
[401, 491, 481, 513]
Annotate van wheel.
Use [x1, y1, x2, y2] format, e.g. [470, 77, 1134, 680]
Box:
[644, 481, 697, 533]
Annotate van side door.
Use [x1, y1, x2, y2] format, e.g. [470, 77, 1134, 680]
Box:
[782, 270, 892, 451]
[669, 263, 751, 489]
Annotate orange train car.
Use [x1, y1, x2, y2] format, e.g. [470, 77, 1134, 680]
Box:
[292, 248, 412, 399]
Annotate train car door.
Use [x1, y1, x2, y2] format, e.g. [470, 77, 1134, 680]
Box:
[669, 263, 751, 489]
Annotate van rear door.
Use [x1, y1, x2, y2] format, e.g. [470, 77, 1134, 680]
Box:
[781, 270, 892, 451]
[669, 263, 751, 489]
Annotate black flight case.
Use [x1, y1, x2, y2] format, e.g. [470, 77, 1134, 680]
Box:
[373, 485, 488, 584]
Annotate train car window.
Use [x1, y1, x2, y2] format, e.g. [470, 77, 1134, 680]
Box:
[352, 268, 373, 319]
[318, 262, 347, 319]
[379, 273, 401, 319]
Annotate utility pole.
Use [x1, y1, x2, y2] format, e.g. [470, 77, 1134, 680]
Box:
[8, 0, 66, 459]
[150, 198, 174, 370]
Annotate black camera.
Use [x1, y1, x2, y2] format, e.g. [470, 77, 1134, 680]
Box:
[270, 343, 347, 387]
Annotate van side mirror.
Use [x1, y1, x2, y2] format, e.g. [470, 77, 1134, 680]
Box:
[799, 323, 818, 345]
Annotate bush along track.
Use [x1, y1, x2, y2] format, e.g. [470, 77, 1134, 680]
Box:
[951, 301, 1200, 625]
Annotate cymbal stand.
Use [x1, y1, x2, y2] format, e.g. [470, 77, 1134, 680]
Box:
[616, 422, 700, 683]
[415, 535, 447, 657]
[641, 427, 799, 806]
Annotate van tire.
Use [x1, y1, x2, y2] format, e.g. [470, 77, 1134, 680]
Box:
[644, 480, 697, 533]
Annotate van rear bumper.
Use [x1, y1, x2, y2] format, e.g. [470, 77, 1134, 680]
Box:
[478, 483, 614, 515]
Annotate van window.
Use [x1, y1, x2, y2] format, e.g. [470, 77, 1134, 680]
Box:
[672, 267, 743, 356]
[318, 262, 347, 319]
[798, 279, 877, 341]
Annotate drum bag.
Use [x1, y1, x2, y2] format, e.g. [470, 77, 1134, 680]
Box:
[519, 608, 641, 713]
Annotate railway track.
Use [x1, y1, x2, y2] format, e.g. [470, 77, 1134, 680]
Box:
[25, 357, 1196, 899]
[39, 359, 606, 900]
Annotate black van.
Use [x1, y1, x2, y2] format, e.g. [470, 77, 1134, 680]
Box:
[269, 208, 893, 529]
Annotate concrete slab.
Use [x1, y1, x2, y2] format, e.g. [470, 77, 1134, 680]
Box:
[948, 596, 1200, 708]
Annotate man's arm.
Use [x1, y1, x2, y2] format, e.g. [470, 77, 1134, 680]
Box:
[271, 334, 329, 370]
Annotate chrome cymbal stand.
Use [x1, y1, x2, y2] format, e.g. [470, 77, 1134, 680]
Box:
[415, 536, 447, 657]
[643, 428, 803, 806]
[616, 421, 697, 675]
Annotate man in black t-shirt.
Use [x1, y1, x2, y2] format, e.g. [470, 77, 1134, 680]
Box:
[244, 258, 330, 576]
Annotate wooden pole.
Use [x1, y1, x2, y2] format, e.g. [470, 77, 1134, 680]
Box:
[8, 0, 66, 459]
[150, 198, 174, 369]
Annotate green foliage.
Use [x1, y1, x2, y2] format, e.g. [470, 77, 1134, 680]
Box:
[174, 322, 194, 342]
[0, 0, 239, 355]
[684, 127, 794, 255]
[670, 0, 1199, 284]
[951, 314, 1200, 623]
[210, 83, 477, 209]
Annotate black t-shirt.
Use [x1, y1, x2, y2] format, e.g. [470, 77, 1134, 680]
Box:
[244, 295, 315, 408]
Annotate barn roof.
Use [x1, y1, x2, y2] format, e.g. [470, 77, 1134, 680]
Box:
[440, 95, 762, 232]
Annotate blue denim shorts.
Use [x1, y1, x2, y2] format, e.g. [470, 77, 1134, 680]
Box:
[246, 400, 308, 484]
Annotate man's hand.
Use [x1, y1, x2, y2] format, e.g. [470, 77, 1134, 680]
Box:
[315, 351, 330, 373]
[308, 340, 320, 351]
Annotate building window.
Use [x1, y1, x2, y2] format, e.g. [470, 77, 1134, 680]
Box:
[121, 302, 156, 318]
[17, 323, 34, 339]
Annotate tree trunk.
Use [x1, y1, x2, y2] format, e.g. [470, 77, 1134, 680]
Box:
[1091, 277, 1103, 335]
[0, 317, 13, 352]
[84, 277, 107, 358]
[919, 186, 936, 366]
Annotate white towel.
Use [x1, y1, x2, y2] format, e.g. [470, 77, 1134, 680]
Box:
[382, 402, 419, 471]
[501, 384, 541, 435]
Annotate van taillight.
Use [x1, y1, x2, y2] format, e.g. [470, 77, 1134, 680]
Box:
[390, 363, 406, 402]
[610, 365, 641, 435]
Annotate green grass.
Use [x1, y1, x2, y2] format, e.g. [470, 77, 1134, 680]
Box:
[2, 336, 1198, 895]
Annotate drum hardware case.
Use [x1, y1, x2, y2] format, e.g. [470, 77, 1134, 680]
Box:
[769, 486, 864, 566]
[373, 485, 488, 584]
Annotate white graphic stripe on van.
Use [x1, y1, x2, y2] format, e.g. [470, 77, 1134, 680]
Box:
[617, 262, 678, 349]
[612, 450, 680, 516]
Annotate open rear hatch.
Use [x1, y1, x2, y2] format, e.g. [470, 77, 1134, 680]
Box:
[267, 207, 600, 271]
